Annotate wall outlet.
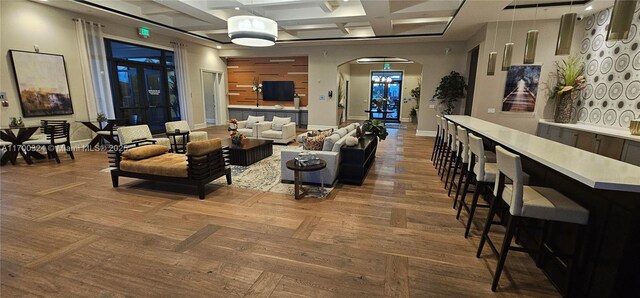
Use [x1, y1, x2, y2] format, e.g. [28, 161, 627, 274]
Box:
[488, 108, 496, 114]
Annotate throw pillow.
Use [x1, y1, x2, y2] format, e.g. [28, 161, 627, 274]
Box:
[122, 145, 168, 160]
[322, 134, 341, 151]
[186, 138, 222, 156]
[303, 129, 332, 151]
[334, 128, 349, 138]
[246, 115, 264, 129]
[272, 116, 291, 131]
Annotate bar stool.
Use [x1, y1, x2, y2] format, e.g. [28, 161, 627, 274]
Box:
[450, 126, 470, 206]
[431, 115, 442, 162]
[456, 133, 497, 238]
[477, 146, 589, 292]
[443, 121, 458, 187]
[438, 121, 454, 179]
[435, 117, 448, 171]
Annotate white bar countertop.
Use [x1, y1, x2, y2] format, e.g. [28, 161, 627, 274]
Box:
[446, 115, 640, 193]
[539, 119, 640, 142]
[228, 105, 307, 111]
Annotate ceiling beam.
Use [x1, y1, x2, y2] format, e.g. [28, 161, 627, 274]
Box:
[360, 0, 392, 36]
[336, 23, 350, 35]
[151, 0, 227, 27]
[319, 1, 335, 13]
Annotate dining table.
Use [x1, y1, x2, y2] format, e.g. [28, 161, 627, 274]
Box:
[0, 126, 47, 165]
[78, 121, 120, 147]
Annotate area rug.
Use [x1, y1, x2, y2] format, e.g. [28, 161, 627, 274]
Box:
[102, 146, 332, 197]
[211, 145, 333, 197]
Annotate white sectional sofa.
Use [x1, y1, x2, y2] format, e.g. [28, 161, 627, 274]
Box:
[280, 123, 360, 186]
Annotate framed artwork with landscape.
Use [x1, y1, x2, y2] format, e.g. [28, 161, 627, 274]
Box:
[9, 50, 74, 117]
[502, 65, 542, 113]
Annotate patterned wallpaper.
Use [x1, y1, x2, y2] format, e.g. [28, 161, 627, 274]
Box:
[577, 6, 640, 128]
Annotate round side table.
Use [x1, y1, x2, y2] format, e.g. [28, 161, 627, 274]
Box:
[285, 159, 327, 200]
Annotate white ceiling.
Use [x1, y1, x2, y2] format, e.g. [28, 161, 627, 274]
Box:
[38, 0, 616, 48]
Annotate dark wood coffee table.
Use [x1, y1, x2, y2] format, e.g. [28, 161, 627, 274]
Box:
[222, 138, 273, 166]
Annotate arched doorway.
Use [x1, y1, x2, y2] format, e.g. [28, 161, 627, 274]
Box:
[337, 57, 422, 124]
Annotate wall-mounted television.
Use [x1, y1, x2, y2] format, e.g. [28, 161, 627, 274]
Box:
[262, 81, 294, 101]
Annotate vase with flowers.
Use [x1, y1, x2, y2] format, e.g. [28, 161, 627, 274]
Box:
[230, 130, 245, 145]
[549, 55, 586, 123]
[252, 78, 263, 107]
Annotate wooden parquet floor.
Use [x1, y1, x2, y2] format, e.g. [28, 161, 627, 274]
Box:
[0, 124, 560, 297]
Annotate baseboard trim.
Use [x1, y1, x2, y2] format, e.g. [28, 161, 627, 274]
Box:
[400, 117, 412, 123]
[416, 130, 436, 137]
[347, 116, 368, 121]
[194, 123, 207, 130]
[307, 124, 339, 130]
[206, 118, 216, 124]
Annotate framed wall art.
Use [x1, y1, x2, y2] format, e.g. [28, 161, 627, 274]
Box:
[9, 50, 74, 117]
[502, 65, 542, 113]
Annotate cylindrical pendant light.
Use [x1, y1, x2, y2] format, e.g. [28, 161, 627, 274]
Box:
[523, 2, 539, 64]
[487, 21, 499, 76]
[606, 0, 638, 41]
[555, 13, 576, 55]
[487, 52, 498, 75]
[524, 30, 539, 64]
[502, 0, 517, 71]
[502, 43, 514, 71]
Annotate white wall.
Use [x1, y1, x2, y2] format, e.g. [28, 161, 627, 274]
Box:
[346, 62, 422, 122]
[0, 0, 225, 140]
[465, 18, 583, 134]
[220, 42, 467, 132]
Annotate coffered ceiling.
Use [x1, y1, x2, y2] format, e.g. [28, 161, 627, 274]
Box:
[39, 0, 614, 47]
[62, 0, 464, 43]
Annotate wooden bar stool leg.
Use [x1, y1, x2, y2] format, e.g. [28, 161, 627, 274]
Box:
[447, 151, 461, 195]
[464, 181, 485, 238]
[439, 146, 450, 179]
[491, 215, 519, 292]
[476, 192, 498, 258]
[431, 131, 440, 161]
[453, 164, 467, 209]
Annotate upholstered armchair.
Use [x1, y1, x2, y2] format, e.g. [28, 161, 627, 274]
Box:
[117, 125, 171, 149]
[165, 120, 208, 145]
[234, 115, 264, 138]
[255, 116, 296, 144]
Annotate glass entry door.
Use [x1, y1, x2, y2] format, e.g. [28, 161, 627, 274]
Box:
[370, 71, 402, 121]
[106, 39, 179, 133]
[114, 64, 169, 132]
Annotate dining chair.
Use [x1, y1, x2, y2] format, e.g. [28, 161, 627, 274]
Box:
[23, 121, 74, 163]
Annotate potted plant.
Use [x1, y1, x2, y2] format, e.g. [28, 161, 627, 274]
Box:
[434, 71, 467, 115]
[548, 55, 585, 123]
[337, 102, 345, 124]
[252, 77, 262, 107]
[362, 119, 388, 141]
[97, 113, 107, 129]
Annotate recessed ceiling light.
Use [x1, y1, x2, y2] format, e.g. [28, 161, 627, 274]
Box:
[585, 5, 593, 11]
[343, 0, 349, 2]
[234, 7, 240, 10]
[216, 45, 222, 49]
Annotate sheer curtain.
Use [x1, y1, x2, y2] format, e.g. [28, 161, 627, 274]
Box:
[172, 42, 193, 127]
[75, 19, 114, 120]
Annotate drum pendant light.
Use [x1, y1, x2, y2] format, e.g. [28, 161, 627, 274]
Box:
[523, 2, 539, 64]
[228, 15, 278, 47]
[502, 0, 517, 71]
[555, 1, 576, 55]
[487, 21, 499, 75]
[606, 0, 638, 41]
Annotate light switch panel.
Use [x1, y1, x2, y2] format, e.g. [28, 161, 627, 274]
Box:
[428, 104, 435, 109]
[488, 108, 496, 113]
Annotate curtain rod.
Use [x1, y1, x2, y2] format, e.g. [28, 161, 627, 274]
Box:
[72, 18, 105, 27]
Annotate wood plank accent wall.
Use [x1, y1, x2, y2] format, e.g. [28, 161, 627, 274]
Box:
[227, 56, 308, 107]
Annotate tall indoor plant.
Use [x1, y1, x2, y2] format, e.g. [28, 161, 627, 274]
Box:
[549, 55, 585, 123]
[434, 71, 466, 115]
